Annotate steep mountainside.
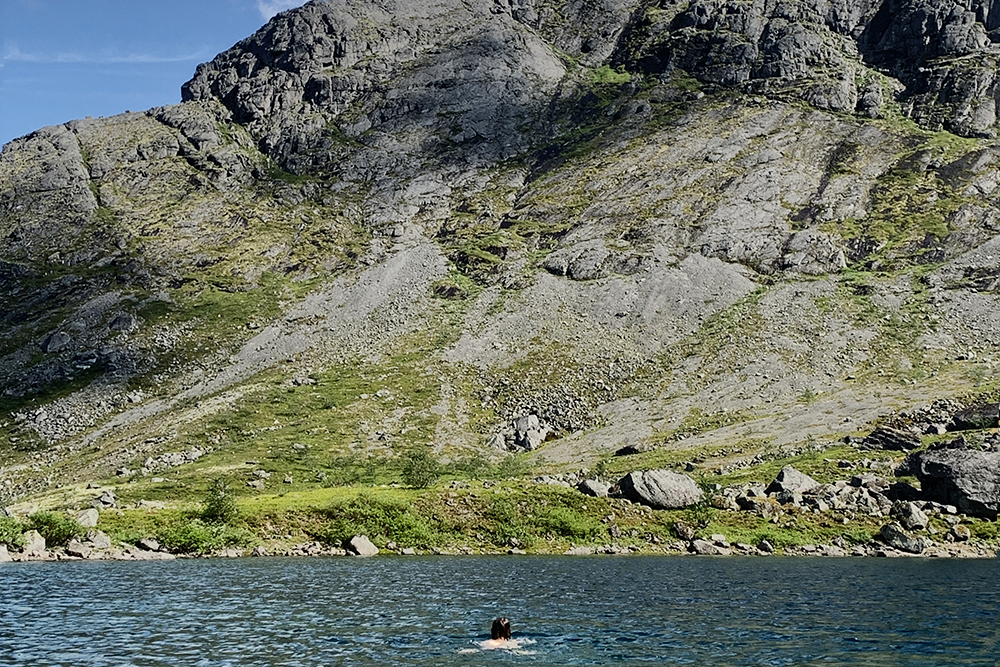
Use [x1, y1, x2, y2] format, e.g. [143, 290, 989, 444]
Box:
[0, 0, 997, 510]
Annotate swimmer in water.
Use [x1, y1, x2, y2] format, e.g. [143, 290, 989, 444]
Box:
[480, 617, 515, 649]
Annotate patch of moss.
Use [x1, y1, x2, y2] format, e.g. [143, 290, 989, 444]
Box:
[591, 65, 632, 86]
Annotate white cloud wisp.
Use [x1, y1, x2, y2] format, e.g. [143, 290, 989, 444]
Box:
[257, 1, 308, 21]
[2, 43, 209, 65]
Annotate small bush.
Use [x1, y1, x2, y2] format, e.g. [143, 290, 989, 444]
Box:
[156, 520, 251, 554]
[325, 454, 386, 486]
[536, 507, 603, 540]
[28, 511, 83, 547]
[401, 448, 441, 489]
[449, 454, 492, 478]
[970, 520, 997, 540]
[316, 494, 438, 547]
[591, 65, 632, 85]
[0, 515, 26, 549]
[489, 455, 528, 480]
[484, 496, 535, 547]
[202, 478, 240, 524]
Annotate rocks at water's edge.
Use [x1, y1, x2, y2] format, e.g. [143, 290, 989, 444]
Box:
[564, 546, 593, 555]
[0, 545, 12, 563]
[880, 523, 932, 555]
[616, 470, 705, 509]
[22, 530, 46, 557]
[691, 539, 731, 556]
[345, 535, 379, 557]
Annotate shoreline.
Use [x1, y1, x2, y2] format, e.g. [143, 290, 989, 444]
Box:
[3, 538, 996, 564]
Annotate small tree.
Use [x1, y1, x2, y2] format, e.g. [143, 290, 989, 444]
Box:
[202, 478, 240, 524]
[401, 448, 441, 489]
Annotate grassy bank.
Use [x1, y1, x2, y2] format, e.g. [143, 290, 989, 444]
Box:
[88, 476, 996, 557]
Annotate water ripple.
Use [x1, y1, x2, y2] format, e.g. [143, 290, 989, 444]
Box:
[0, 556, 996, 666]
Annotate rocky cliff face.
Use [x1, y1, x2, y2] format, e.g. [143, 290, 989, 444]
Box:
[0, 0, 997, 502]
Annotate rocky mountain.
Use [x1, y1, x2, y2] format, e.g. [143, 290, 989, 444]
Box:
[0, 0, 998, 506]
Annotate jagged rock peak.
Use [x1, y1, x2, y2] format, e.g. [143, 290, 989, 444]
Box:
[181, 0, 999, 152]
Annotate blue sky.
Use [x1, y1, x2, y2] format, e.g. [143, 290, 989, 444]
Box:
[0, 0, 308, 146]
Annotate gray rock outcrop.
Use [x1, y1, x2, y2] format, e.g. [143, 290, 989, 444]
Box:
[345, 534, 379, 557]
[950, 403, 1000, 431]
[765, 466, 820, 495]
[83, 530, 112, 550]
[92, 490, 116, 510]
[65, 540, 92, 558]
[75, 508, 99, 528]
[137, 537, 160, 552]
[903, 447, 1000, 518]
[617, 470, 705, 509]
[880, 522, 931, 554]
[890, 501, 929, 531]
[862, 427, 922, 452]
[691, 539, 731, 556]
[22, 530, 46, 557]
[0, 545, 11, 563]
[513, 414, 549, 451]
[576, 479, 610, 497]
[564, 546, 594, 555]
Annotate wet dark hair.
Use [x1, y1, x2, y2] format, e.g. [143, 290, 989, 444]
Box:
[491, 617, 511, 640]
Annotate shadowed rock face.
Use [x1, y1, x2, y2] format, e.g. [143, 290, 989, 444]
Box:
[619, 0, 999, 137]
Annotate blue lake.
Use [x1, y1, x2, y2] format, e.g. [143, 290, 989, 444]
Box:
[0, 555, 996, 666]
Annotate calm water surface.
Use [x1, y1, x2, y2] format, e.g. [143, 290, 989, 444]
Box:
[0, 555, 995, 666]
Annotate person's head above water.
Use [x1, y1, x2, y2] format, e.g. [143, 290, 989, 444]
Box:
[491, 617, 511, 641]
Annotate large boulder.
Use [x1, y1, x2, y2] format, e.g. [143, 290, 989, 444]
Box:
[890, 501, 929, 531]
[75, 508, 100, 528]
[0, 545, 11, 563]
[576, 479, 610, 498]
[691, 539, 731, 556]
[880, 523, 931, 554]
[765, 466, 820, 495]
[862, 427, 922, 452]
[513, 414, 549, 451]
[65, 540, 92, 559]
[86, 530, 113, 550]
[345, 535, 379, 557]
[92, 489, 116, 509]
[22, 530, 46, 557]
[950, 403, 1000, 431]
[904, 447, 1000, 518]
[616, 470, 704, 509]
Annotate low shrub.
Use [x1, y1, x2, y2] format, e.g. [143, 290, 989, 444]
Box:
[155, 519, 251, 554]
[28, 511, 83, 547]
[316, 494, 438, 547]
[535, 506, 603, 540]
[484, 496, 535, 547]
[0, 515, 26, 549]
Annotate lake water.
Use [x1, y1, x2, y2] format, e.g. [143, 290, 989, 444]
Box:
[0, 555, 995, 666]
